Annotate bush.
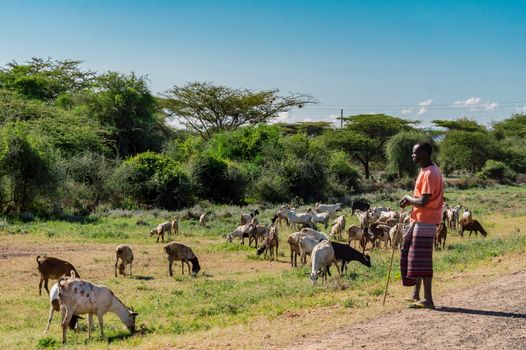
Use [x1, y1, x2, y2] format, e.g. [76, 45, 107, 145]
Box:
[189, 154, 246, 204]
[110, 152, 193, 209]
[479, 160, 517, 183]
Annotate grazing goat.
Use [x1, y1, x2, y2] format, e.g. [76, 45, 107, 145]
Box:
[256, 225, 279, 261]
[307, 208, 331, 228]
[460, 219, 487, 238]
[44, 281, 83, 333]
[299, 234, 325, 265]
[330, 241, 371, 275]
[164, 242, 201, 276]
[277, 206, 314, 229]
[248, 222, 269, 248]
[36, 255, 80, 296]
[240, 209, 260, 225]
[114, 244, 134, 277]
[310, 240, 340, 285]
[226, 224, 254, 245]
[57, 275, 137, 343]
[300, 227, 329, 241]
[315, 203, 342, 217]
[150, 221, 173, 243]
[435, 222, 447, 249]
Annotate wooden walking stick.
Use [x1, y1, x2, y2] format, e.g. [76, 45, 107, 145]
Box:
[383, 244, 397, 306]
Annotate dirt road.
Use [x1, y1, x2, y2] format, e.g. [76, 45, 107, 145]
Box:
[282, 270, 526, 350]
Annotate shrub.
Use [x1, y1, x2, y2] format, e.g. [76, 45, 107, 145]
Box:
[479, 160, 517, 183]
[110, 152, 193, 209]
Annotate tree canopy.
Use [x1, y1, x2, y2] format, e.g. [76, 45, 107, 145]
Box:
[162, 82, 315, 140]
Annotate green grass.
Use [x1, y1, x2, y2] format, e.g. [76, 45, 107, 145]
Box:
[0, 184, 525, 348]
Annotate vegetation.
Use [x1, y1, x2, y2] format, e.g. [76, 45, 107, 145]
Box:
[0, 57, 525, 216]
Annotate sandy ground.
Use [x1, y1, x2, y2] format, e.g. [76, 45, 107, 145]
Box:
[281, 269, 526, 350]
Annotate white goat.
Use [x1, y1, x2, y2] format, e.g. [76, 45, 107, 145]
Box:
[226, 224, 254, 245]
[150, 221, 173, 243]
[277, 207, 314, 229]
[114, 244, 134, 277]
[199, 213, 207, 226]
[329, 215, 346, 240]
[389, 223, 404, 250]
[57, 275, 137, 343]
[307, 208, 330, 228]
[300, 227, 329, 241]
[310, 240, 340, 285]
[44, 282, 82, 334]
[299, 234, 325, 265]
[314, 203, 342, 217]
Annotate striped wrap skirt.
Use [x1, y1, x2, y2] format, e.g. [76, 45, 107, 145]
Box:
[400, 222, 437, 286]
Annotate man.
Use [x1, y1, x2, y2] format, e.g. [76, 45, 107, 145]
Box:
[399, 142, 443, 309]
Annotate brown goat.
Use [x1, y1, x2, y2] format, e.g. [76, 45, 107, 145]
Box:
[435, 222, 447, 250]
[460, 219, 487, 238]
[36, 255, 80, 295]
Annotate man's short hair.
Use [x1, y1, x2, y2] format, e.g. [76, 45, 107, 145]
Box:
[417, 142, 433, 156]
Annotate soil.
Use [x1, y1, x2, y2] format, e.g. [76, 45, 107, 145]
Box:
[282, 269, 526, 350]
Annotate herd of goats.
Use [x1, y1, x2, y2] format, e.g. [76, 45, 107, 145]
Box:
[34, 201, 488, 343]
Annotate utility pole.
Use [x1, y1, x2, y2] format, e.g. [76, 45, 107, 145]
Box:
[340, 109, 344, 129]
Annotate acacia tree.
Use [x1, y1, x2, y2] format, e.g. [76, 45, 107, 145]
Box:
[328, 114, 416, 178]
[162, 82, 315, 140]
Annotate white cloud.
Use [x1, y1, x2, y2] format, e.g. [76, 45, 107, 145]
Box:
[401, 108, 412, 114]
[419, 99, 433, 106]
[417, 107, 428, 116]
[453, 97, 498, 111]
[482, 102, 498, 111]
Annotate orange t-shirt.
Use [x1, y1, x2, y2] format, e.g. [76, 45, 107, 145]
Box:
[410, 164, 444, 224]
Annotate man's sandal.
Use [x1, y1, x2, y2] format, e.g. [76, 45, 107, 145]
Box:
[408, 301, 435, 309]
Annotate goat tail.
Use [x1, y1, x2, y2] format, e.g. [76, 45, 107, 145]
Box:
[36, 254, 43, 265]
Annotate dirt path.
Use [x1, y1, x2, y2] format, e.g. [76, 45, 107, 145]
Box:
[282, 270, 526, 350]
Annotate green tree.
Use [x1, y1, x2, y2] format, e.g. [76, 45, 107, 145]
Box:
[0, 123, 57, 213]
[438, 130, 494, 175]
[386, 131, 432, 178]
[162, 82, 314, 140]
[86, 72, 171, 157]
[492, 114, 526, 139]
[432, 118, 486, 133]
[0, 58, 94, 101]
[333, 114, 416, 178]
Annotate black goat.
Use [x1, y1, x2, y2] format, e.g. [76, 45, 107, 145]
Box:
[330, 241, 371, 275]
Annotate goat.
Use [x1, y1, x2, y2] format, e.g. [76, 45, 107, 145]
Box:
[460, 219, 487, 238]
[287, 232, 302, 267]
[300, 227, 329, 241]
[247, 221, 269, 248]
[330, 241, 371, 275]
[329, 215, 346, 241]
[57, 274, 137, 343]
[307, 208, 331, 228]
[299, 234, 325, 266]
[315, 203, 342, 217]
[256, 225, 279, 261]
[240, 209, 260, 225]
[226, 224, 254, 245]
[44, 281, 83, 333]
[389, 223, 404, 250]
[149, 221, 173, 243]
[36, 255, 80, 296]
[171, 218, 179, 235]
[435, 222, 447, 249]
[347, 225, 365, 249]
[310, 240, 340, 285]
[114, 244, 134, 277]
[199, 213, 207, 226]
[164, 242, 201, 277]
[351, 200, 370, 215]
[277, 206, 314, 229]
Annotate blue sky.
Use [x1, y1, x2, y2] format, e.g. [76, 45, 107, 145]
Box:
[1, 0, 525, 127]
